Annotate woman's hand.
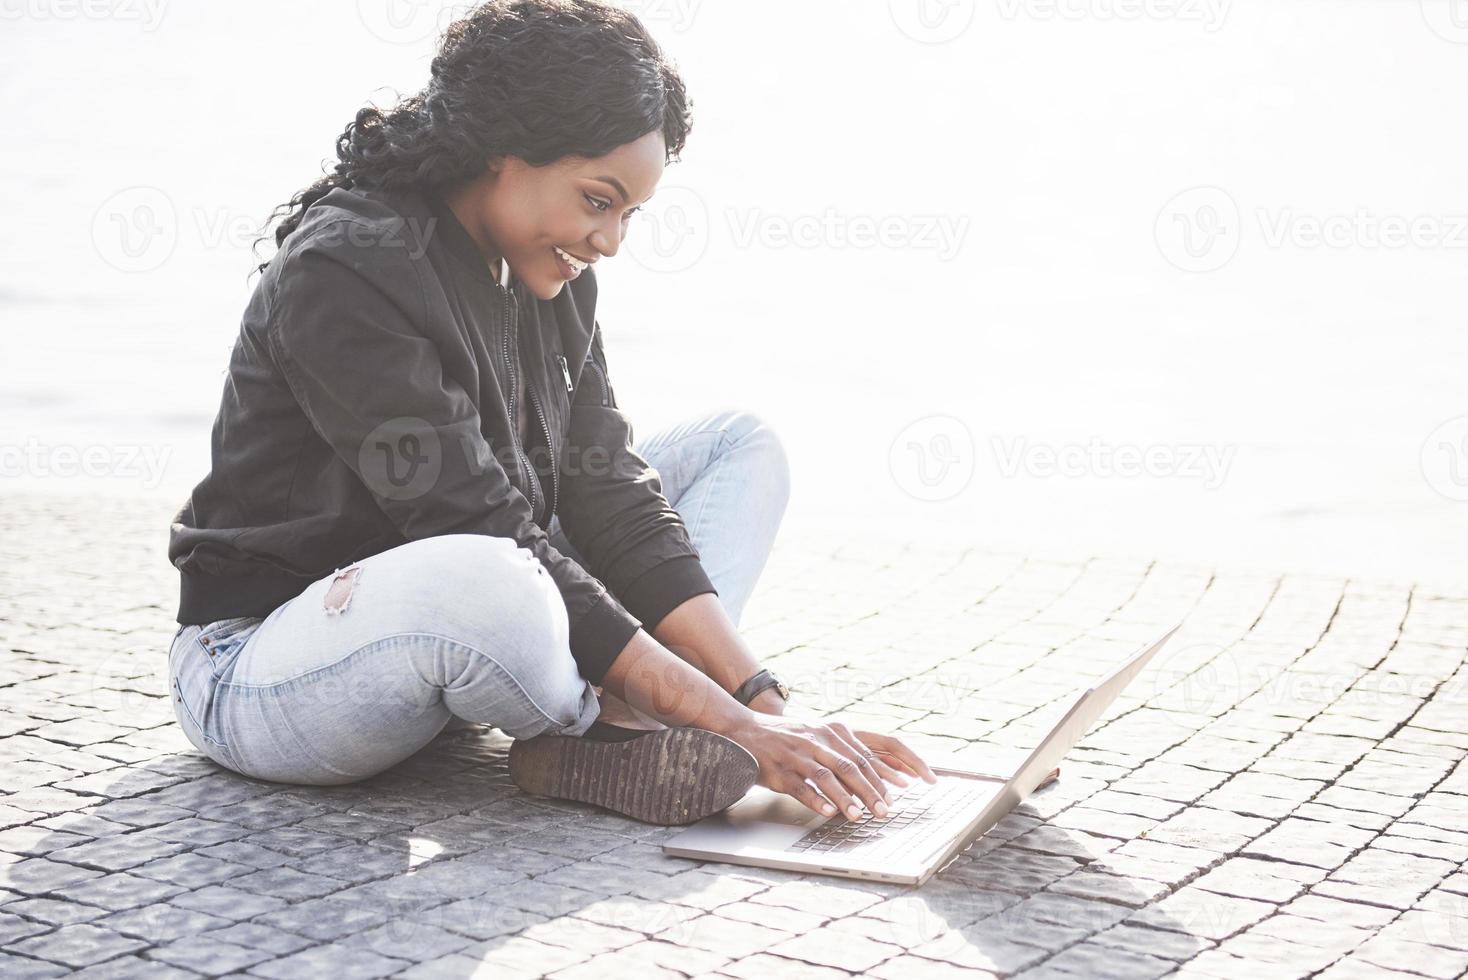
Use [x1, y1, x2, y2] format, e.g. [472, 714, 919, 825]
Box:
[725, 713, 939, 821]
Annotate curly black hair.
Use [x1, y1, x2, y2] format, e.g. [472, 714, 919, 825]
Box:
[256, 0, 692, 273]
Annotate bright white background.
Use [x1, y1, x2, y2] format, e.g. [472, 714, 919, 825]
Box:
[3, 0, 1465, 585]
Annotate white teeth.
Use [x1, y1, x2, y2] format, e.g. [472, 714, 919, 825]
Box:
[554, 245, 587, 271]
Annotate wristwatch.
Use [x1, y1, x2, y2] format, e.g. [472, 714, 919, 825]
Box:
[732, 668, 790, 706]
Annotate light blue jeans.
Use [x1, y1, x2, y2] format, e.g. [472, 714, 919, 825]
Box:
[167, 409, 789, 785]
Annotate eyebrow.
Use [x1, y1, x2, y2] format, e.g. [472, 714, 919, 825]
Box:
[591, 175, 651, 207]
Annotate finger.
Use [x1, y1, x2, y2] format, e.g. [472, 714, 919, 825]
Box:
[867, 752, 914, 790]
[819, 736, 893, 817]
[803, 760, 863, 823]
[828, 724, 907, 797]
[784, 774, 840, 819]
[810, 744, 886, 820]
[866, 747, 920, 780]
[857, 731, 940, 783]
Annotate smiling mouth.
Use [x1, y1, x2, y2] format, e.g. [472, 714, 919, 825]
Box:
[552, 244, 591, 279]
[551, 243, 590, 275]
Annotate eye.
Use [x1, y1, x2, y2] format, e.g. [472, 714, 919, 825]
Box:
[584, 193, 611, 213]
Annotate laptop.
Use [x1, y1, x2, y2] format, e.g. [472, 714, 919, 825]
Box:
[662, 623, 1182, 885]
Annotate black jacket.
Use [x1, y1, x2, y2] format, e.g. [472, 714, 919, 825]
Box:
[168, 183, 718, 683]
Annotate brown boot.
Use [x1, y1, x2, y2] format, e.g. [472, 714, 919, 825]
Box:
[508, 723, 759, 826]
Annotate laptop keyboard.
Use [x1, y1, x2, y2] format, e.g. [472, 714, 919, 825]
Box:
[787, 777, 995, 861]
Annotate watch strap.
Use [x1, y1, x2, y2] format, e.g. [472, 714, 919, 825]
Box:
[732, 668, 786, 706]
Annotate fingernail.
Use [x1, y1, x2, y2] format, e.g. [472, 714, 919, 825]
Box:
[847, 804, 862, 820]
[822, 802, 835, 815]
[875, 800, 889, 817]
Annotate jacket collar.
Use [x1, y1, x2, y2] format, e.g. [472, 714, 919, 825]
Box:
[418, 185, 516, 292]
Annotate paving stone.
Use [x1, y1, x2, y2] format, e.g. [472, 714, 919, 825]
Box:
[1240, 912, 1377, 953]
[127, 850, 251, 888]
[1192, 856, 1326, 903]
[745, 879, 886, 917]
[352, 918, 478, 961]
[51, 871, 185, 911]
[1140, 807, 1271, 852]
[1292, 801, 1397, 831]
[1280, 894, 1400, 930]
[2, 895, 109, 926]
[0, 951, 73, 978]
[1046, 869, 1171, 906]
[449, 935, 587, 976]
[92, 900, 232, 942]
[655, 911, 794, 957]
[427, 893, 550, 940]
[630, 868, 766, 910]
[8, 922, 149, 967]
[767, 921, 904, 972]
[143, 816, 250, 848]
[1354, 933, 1468, 978]
[202, 920, 315, 956]
[1244, 818, 1375, 869]
[1022, 939, 1175, 978]
[1314, 954, 1435, 978]
[67, 953, 201, 979]
[169, 883, 289, 920]
[46, 831, 187, 872]
[145, 934, 277, 974]
[1126, 886, 1274, 940]
[1215, 931, 1343, 973]
[1, 856, 106, 894]
[0, 909, 53, 943]
[1089, 921, 1214, 961]
[230, 865, 347, 901]
[717, 950, 857, 979]
[0, 825, 92, 857]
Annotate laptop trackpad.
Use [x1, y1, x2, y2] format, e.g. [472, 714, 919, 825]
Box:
[732, 786, 826, 826]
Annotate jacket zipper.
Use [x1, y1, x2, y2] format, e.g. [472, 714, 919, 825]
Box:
[588, 347, 611, 405]
[528, 382, 558, 523]
[500, 284, 542, 523]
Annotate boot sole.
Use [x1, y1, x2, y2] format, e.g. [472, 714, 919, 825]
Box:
[508, 727, 759, 825]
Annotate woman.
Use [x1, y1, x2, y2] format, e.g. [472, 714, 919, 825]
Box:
[166, 0, 937, 827]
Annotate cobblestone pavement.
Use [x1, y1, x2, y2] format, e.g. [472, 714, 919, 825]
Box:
[2, 492, 1466, 979]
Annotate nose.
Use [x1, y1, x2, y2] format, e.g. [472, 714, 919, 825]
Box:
[587, 225, 623, 260]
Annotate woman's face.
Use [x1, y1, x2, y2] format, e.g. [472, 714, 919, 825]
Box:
[445, 129, 666, 301]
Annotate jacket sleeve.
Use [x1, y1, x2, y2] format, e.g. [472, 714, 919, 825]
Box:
[553, 318, 719, 632]
[266, 227, 642, 684]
